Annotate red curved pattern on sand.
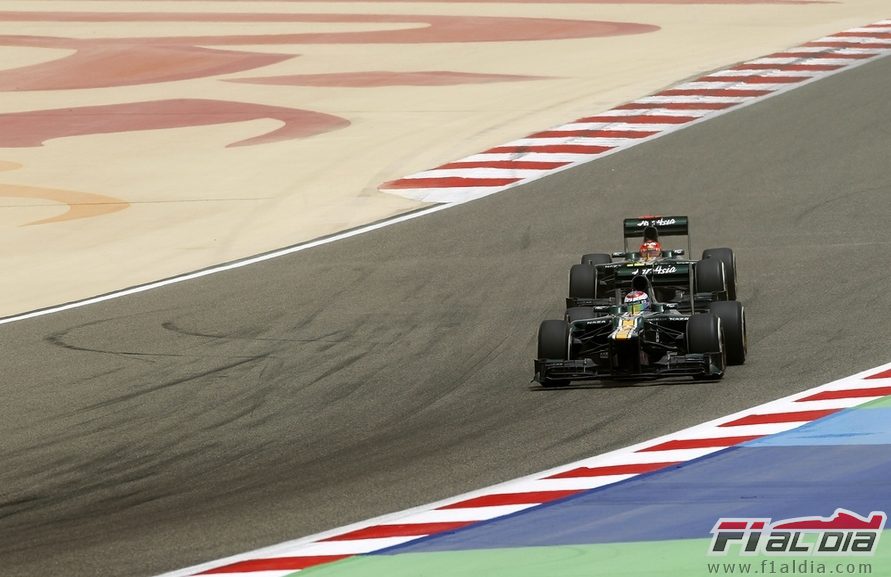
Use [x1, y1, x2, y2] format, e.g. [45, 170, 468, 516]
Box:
[0, 13, 655, 90]
[227, 70, 548, 87]
[0, 45, 292, 91]
[0, 99, 350, 148]
[0, 13, 656, 90]
[0, 12, 657, 44]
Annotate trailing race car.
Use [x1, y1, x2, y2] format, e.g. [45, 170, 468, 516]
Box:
[570, 216, 738, 303]
[534, 216, 746, 386]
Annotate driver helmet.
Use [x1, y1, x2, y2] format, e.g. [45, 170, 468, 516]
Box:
[624, 290, 650, 314]
[639, 240, 662, 261]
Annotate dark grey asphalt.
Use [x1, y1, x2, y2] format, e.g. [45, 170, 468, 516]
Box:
[1, 55, 890, 577]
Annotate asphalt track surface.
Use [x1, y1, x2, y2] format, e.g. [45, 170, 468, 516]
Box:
[1, 55, 891, 577]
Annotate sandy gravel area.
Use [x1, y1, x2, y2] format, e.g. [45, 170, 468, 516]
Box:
[0, 0, 887, 316]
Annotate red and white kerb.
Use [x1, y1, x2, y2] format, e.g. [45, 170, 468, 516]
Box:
[380, 20, 891, 204]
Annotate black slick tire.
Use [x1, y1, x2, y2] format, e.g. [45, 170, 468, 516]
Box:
[569, 264, 596, 299]
[695, 258, 727, 299]
[709, 300, 746, 365]
[538, 320, 570, 387]
[686, 313, 725, 379]
[702, 248, 737, 300]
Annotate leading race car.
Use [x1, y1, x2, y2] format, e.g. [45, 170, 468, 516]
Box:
[534, 216, 746, 386]
[570, 216, 738, 303]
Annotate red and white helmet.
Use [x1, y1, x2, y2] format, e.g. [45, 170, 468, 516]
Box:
[639, 240, 662, 261]
[623, 290, 650, 314]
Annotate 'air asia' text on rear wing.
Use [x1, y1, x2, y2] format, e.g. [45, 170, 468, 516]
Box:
[622, 215, 691, 254]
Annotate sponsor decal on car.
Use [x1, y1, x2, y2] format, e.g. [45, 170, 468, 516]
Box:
[626, 263, 678, 275]
[636, 217, 677, 227]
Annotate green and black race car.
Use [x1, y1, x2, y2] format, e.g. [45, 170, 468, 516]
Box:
[534, 216, 746, 386]
[570, 216, 738, 304]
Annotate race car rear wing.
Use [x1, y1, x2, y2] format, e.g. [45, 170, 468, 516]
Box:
[622, 216, 691, 255]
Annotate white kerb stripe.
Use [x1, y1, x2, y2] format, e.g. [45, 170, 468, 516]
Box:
[813, 36, 891, 45]
[593, 108, 715, 117]
[677, 81, 790, 90]
[392, 505, 534, 524]
[636, 95, 750, 104]
[705, 69, 819, 78]
[278, 536, 423, 556]
[549, 122, 688, 132]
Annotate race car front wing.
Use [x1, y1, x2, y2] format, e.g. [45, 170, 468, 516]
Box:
[534, 351, 723, 383]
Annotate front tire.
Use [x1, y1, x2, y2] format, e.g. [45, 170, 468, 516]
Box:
[537, 320, 571, 387]
[709, 300, 746, 365]
[686, 313, 725, 379]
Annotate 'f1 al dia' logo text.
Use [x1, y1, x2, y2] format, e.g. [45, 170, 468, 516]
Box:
[708, 509, 885, 556]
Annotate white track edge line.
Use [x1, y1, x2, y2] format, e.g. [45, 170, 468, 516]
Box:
[0, 204, 455, 326]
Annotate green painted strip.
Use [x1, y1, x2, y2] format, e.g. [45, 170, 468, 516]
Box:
[303, 533, 891, 577]
[860, 395, 891, 408]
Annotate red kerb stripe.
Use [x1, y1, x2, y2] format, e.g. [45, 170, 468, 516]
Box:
[322, 521, 474, 541]
[574, 114, 696, 124]
[834, 31, 891, 39]
[529, 129, 656, 139]
[866, 368, 891, 380]
[797, 386, 891, 402]
[546, 461, 679, 478]
[486, 144, 612, 154]
[380, 177, 519, 189]
[198, 555, 349, 573]
[438, 490, 581, 509]
[638, 436, 762, 452]
[719, 409, 840, 427]
[439, 160, 568, 170]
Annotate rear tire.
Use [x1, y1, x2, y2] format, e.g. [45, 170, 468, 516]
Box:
[686, 313, 725, 379]
[702, 248, 737, 300]
[709, 301, 746, 365]
[695, 258, 727, 298]
[538, 320, 571, 387]
[569, 264, 596, 299]
[581, 253, 611, 266]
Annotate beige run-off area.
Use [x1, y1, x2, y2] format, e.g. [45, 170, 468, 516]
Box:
[0, 0, 887, 317]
